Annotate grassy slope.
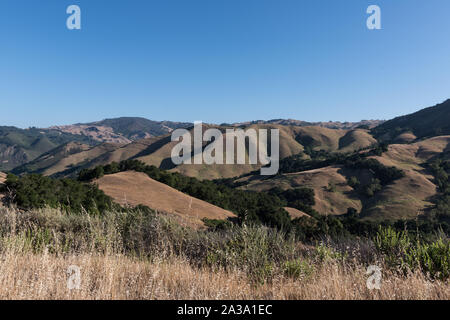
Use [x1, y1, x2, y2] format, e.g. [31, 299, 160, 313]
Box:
[0, 127, 94, 171]
[0, 207, 447, 300]
[372, 99, 450, 141]
[239, 165, 365, 215]
[239, 136, 450, 220]
[96, 171, 236, 228]
[12, 139, 160, 177]
[12, 124, 378, 180]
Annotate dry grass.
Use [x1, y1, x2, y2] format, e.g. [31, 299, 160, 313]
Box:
[0, 206, 447, 300]
[0, 250, 448, 300]
[96, 171, 235, 228]
[0, 172, 6, 184]
[241, 165, 363, 215]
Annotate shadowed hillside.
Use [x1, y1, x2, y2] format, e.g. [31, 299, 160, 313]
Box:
[12, 139, 159, 177]
[237, 136, 450, 220]
[14, 123, 378, 180]
[0, 126, 95, 171]
[372, 99, 450, 142]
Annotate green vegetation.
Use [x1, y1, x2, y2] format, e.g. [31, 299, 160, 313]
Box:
[1, 206, 448, 283]
[60, 158, 447, 240]
[344, 158, 404, 186]
[278, 147, 404, 198]
[374, 226, 449, 280]
[79, 160, 292, 229]
[2, 173, 115, 214]
[278, 146, 403, 186]
[4, 151, 447, 246]
[347, 176, 360, 188]
[0, 126, 95, 171]
[425, 158, 450, 228]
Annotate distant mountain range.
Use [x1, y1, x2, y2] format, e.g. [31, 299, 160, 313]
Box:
[50, 117, 193, 143]
[0, 100, 450, 179]
[0, 117, 383, 171]
[229, 119, 384, 130]
[0, 126, 94, 171]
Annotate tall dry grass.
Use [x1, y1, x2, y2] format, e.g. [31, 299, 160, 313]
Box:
[0, 207, 448, 300]
[1, 250, 448, 299]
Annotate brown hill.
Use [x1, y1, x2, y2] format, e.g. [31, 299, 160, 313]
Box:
[14, 124, 378, 180]
[232, 119, 384, 130]
[170, 124, 305, 179]
[239, 165, 364, 215]
[237, 136, 450, 220]
[137, 124, 376, 179]
[338, 129, 378, 152]
[13, 138, 159, 177]
[374, 136, 450, 170]
[96, 171, 236, 228]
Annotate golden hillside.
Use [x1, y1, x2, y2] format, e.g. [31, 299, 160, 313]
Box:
[12, 123, 378, 180]
[238, 136, 450, 220]
[96, 171, 236, 228]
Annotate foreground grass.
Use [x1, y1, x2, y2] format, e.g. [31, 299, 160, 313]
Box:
[0, 207, 448, 300]
[1, 251, 448, 299]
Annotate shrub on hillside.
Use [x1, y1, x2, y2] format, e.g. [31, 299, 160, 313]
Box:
[4, 173, 114, 215]
[374, 226, 450, 280]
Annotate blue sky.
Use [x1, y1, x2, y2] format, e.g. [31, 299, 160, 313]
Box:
[0, 0, 449, 128]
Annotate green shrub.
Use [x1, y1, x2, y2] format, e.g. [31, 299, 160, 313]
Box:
[374, 226, 450, 280]
[315, 243, 347, 262]
[283, 259, 315, 280]
[4, 173, 115, 215]
[347, 176, 360, 188]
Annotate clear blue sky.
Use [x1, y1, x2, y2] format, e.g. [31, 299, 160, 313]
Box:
[1, 0, 449, 128]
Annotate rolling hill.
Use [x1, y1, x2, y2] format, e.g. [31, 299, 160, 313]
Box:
[236, 136, 450, 220]
[231, 119, 384, 130]
[0, 126, 95, 171]
[372, 99, 450, 142]
[3, 99, 449, 223]
[12, 124, 379, 180]
[1, 118, 192, 172]
[96, 171, 236, 228]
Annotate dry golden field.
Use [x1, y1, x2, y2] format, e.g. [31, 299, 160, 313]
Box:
[1, 251, 448, 300]
[0, 206, 448, 300]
